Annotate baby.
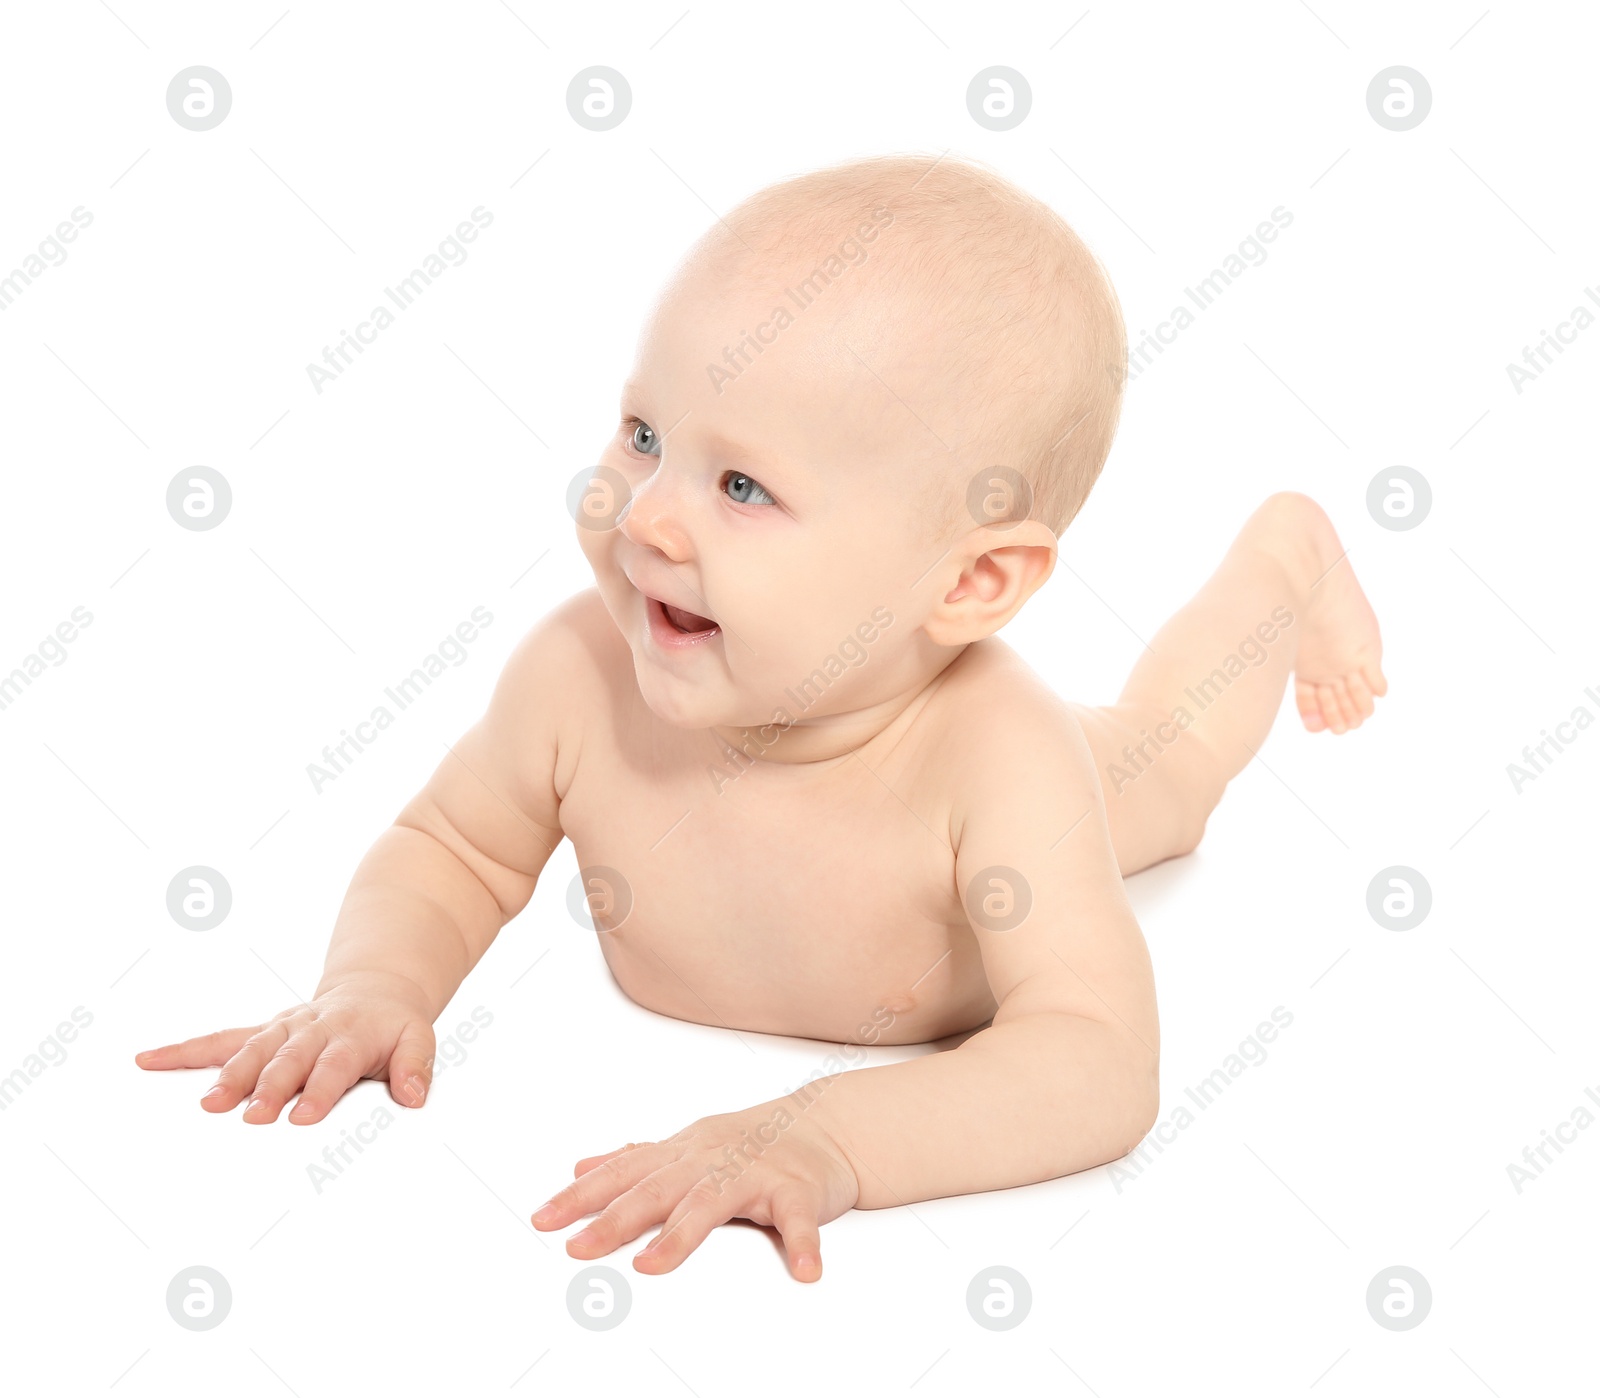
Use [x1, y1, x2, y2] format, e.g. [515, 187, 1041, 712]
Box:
[138, 154, 1386, 1282]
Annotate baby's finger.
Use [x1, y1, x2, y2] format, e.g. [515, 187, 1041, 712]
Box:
[634, 1181, 735, 1275]
[574, 1141, 653, 1177]
[384, 1020, 436, 1109]
[136, 1026, 256, 1072]
[288, 1043, 367, 1125]
[533, 1143, 669, 1230]
[244, 1026, 329, 1123]
[1363, 658, 1389, 698]
[567, 1165, 696, 1260]
[201, 1023, 290, 1112]
[770, 1185, 823, 1282]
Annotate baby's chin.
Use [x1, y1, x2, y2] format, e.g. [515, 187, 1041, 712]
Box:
[630, 662, 793, 735]
[630, 659, 733, 731]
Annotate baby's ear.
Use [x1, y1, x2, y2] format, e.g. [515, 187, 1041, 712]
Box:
[922, 523, 1057, 646]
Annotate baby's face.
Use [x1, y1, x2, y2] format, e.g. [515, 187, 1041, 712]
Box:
[579, 251, 960, 735]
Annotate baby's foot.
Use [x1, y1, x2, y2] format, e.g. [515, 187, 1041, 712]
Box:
[1284, 498, 1387, 735]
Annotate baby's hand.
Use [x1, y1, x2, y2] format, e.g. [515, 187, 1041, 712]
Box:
[134, 971, 437, 1124]
[532, 1103, 861, 1281]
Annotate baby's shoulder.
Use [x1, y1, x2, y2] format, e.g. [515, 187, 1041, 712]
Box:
[920, 639, 1094, 780]
[927, 638, 1077, 725]
[496, 587, 630, 718]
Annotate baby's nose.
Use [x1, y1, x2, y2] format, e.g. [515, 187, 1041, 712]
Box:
[618, 478, 693, 560]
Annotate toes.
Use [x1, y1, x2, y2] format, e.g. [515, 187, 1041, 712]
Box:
[1298, 672, 1387, 734]
[1320, 684, 1347, 734]
[1296, 680, 1326, 732]
[1346, 672, 1376, 722]
[1312, 684, 1337, 735]
[1332, 679, 1362, 732]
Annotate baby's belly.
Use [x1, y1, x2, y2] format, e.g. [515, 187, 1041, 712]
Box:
[582, 880, 995, 1045]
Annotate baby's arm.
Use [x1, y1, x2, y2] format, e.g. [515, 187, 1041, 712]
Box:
[794, 698, 1160, 1204]
[533, 692, 1158, 1278]
[137, 609, 572, 1123]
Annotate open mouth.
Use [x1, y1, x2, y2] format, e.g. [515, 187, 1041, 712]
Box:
[646, 594, 721, 645]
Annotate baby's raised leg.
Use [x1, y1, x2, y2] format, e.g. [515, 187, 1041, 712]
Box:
[1072, 492, 1386, 876]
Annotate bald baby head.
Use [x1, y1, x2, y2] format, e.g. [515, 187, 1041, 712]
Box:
[680, 154, 1127, 540]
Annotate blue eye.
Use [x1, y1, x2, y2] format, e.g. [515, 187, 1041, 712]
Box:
[629, 420, 661, 456]
[724, 472, 775, 506]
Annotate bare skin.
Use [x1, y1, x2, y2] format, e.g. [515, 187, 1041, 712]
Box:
[137, 183, 1386, 1283]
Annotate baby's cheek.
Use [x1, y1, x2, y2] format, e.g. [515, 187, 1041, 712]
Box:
[575, 522, 610, 576]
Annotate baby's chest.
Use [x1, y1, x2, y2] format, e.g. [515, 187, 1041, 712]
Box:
[556, 750, 991, 1041]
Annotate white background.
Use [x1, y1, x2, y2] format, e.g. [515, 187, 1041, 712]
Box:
[2, 1, 1596, 1393]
